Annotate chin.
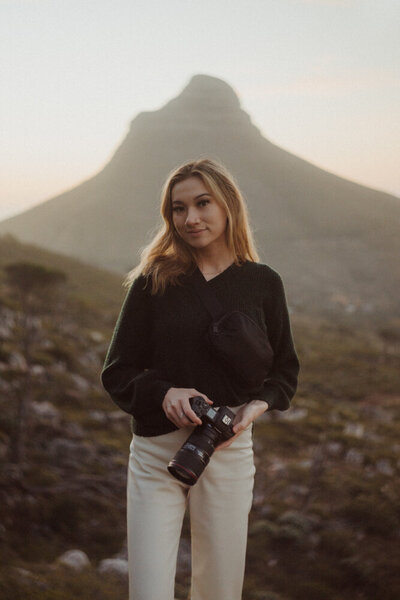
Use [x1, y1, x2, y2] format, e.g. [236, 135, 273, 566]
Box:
[184, 236, 209, 247]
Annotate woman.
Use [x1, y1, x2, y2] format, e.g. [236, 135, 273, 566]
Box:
[101, 158, 299, 600]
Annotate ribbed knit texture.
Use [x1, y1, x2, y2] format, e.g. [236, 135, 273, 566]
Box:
[101, 261, 300, 436]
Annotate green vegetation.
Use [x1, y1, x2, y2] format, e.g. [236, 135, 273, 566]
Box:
[0, 236, 399, 599]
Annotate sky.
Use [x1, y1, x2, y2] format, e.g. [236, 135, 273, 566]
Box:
[1, 0, 399, 221]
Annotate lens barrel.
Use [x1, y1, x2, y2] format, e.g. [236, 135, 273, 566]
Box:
[167, 423, 220, 485]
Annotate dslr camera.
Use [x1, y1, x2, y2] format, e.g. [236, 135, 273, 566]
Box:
[167, 396, 235, 486]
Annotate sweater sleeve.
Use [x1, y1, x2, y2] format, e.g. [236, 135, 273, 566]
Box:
[249, 273, 300, 411]
[100, 275, 175, 418]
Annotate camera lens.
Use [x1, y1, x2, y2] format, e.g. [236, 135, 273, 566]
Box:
[168, 424, 220, 485]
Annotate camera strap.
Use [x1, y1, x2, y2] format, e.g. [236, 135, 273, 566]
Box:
[190, 267, 226, 319]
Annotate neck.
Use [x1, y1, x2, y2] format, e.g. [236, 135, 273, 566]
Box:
[194, 245, 235, 274]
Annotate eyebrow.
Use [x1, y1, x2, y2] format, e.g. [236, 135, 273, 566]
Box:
[171, 193, 211, 205]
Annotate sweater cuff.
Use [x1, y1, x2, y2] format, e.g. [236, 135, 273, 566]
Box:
[249, 384, 290, 412]
[131, 371, 175, 419]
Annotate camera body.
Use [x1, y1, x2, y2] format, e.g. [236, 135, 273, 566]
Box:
[167, 396, 236, 486]
[189, 396, 235, 440]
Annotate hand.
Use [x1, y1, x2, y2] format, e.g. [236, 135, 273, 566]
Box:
[215, 399, 268, 450]
[162, 387, 213, 428]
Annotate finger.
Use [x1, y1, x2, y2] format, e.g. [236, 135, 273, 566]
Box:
[174, 408, 194, 427]
[216, 438, 234, 451]
[191, 390, 213, 404]
[164, 404, 184, 428]
[180, 415, 194, 427]
[216, 432, 240, 450]
[187, 410, 202, 425]
[233, 421, 248, 434]
[182, 403, 202, 425]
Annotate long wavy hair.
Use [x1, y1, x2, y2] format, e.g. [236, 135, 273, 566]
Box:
[123, 158, 259, 294]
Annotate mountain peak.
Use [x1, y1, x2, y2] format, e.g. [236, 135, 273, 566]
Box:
[181, 74, 241, 109]
[159, 73, 242, 114]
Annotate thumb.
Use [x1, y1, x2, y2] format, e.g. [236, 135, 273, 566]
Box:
[233, 420, 246, 433]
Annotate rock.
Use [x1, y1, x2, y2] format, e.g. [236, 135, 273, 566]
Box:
[344, 423, 365, 438]
[9, 352, 28, 371]
[48, 438, 95, 466]
[345, 448, 364, 466]
[98, 558, 128, 578]
[296, 459, 312, 469]
[12, 567, 35, 580]
[275, 524, 304, 543]
[0, 307, 15, 337]
[89, 330, 105, 343]
[31, 364, 46, 376]
[57, 549, 91, 571]
[326, 441, 344, 456]
[64, 422, 85, 439]
[376, 459, 394, 476]
[108, 410, 129, 423]
[113, 539, 128, 560]
[364, 431, 381, 443]
[280, 408, 308, 421]
[268, 457, 287, 474]
[30, 400, 60, 425]
[70, 373, 90, 391]
[329, 412, 340, 423]
[364, 465, 376, 479]
[285, 484, 310, 497]
[89, 410, 108, 424]
[249, 519, 279, 537]
[51, 362, 66, 373]
[80, 350, 100, 369]
[252, 491, 267, 507]
[360, 405, 393, 423]
[277, 510, 319, 534]
[11, 567, 49, 590]
[267, 558, 278, 567]
[259, 504, 273, 517]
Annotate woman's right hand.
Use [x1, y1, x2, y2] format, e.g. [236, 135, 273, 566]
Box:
[162, 388, 213, 429]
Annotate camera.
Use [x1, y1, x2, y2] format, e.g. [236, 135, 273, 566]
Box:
[167, 396, 236, 486]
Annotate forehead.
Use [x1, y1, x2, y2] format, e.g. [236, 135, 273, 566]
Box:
[171, 176, 210, 202]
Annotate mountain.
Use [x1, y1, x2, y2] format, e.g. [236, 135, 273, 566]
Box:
[1, 74, 399, 318]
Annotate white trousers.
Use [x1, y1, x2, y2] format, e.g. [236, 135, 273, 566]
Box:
[126, 406, 255, 600]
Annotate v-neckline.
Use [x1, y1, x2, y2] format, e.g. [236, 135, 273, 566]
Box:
[196, 261, 237, 283]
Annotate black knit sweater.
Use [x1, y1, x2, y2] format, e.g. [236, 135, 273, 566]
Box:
[100, 261, 300, 436]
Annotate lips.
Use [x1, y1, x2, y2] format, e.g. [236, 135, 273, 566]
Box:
[187, 229, 207, 235]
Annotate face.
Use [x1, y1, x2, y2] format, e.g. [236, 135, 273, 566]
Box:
[171, 176, 229, 252]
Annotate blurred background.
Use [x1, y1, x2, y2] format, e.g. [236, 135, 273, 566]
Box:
[1, 1, 399, 599]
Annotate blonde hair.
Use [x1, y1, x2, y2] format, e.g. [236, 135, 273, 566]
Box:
[124, 158, 259, 294]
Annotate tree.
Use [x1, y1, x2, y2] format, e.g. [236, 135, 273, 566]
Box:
[3, 262, 67, 464]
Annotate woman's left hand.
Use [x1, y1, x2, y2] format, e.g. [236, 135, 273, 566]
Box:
[215, 399, 269, 451]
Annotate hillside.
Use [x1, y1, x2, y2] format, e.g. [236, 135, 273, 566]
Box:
[0, 238, 400, 599]
[0, 74, 399, 319]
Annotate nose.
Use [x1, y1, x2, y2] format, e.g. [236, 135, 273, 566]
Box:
[185, 207, 200, 227]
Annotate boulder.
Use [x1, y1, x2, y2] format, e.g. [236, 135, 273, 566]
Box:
[97, 558, 128, 578]
[345, 448, 364, 466]
[57, 549, 90, 571]
[30, 400, 60, 425]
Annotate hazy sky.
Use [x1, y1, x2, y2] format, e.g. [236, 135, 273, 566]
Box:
[1, 0, 399, 221]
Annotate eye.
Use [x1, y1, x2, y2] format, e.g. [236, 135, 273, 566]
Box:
[172, 205, 184, 213]
[198, 199, 210, 207]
